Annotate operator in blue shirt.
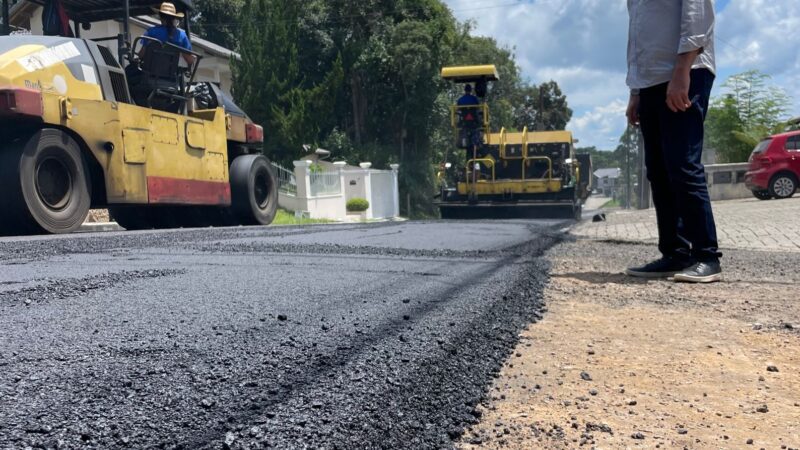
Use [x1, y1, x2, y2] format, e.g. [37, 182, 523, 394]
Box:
[456, 84, 482, 151]
[140, 2, 195, 65]
[457, 84, 480, 107]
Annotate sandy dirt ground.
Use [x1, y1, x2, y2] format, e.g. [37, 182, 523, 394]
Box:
[84, 209, 111, 223]
[461, 238, 800, 450]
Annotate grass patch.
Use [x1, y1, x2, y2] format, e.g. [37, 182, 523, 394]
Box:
[271, 209, 333, 226]
[601, 199, 621, 208]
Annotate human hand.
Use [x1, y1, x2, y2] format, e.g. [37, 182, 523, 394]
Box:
[626, 94, 640, 126]
[666, 69, 692, 113]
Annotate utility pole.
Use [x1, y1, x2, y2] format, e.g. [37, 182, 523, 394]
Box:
[537, 88, 545, 131]
[636, 128, 651, 209]
[622, 130, 633, 209]
[625, 138, 631, 209]
[2, 0, 10, 36]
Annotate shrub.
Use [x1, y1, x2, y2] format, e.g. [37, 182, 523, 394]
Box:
[347, 198, 370, 212]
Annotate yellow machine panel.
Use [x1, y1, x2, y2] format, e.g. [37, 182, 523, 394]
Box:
[186, 120, 206, 150]
[123, 128, 149, 164]
[441, 65, 500, 82]
[0, 43, 103, 101]
[457, 180, 563, 196]
[151, 114, 179, 145]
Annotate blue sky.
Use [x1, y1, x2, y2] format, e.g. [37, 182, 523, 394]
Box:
[444, 0, 799, 149]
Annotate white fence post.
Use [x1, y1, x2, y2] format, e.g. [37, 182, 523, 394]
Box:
[363, 169, 374, 220]
[334, 161, 347, 219]
[293, 160, 312, 198]
[390, 164, 400, 218]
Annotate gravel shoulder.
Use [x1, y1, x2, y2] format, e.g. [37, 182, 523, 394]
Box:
[460, 238, 800, 449]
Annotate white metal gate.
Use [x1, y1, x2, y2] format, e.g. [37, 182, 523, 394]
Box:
[370, 171, 395, 219]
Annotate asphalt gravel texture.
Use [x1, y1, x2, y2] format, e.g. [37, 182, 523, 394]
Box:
[0, 220, 566, 449]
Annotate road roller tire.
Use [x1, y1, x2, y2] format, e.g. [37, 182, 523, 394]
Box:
[229, 155, 278, 226]
[0, 129, 91, 236]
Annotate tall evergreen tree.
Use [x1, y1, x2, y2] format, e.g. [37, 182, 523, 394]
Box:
[233, 0, 342, 164]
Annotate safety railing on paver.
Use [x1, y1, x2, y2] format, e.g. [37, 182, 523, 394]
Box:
[309, 170, 342, 197]
[271, 162, 297, 197]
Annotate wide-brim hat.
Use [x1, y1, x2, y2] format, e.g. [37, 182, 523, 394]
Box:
[153, 2, 184, 18]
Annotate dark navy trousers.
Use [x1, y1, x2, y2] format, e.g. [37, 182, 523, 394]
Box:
[638, 69, 721, 263]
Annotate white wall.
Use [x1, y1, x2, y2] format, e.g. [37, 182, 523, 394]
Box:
[706, 163, 751, 201]
[305, 195, 347, 221]
[283, 162, 400, 221]
[344, 172, 368, 202]
[278, 193, 302, 214]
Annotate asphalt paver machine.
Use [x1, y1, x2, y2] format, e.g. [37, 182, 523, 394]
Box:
[436, 65, 592, 219]
[0, 0, 277, 235]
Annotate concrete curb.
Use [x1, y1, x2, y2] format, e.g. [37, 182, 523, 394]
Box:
[78, 222, 125, 233]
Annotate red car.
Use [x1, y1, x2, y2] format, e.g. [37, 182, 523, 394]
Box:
[745, 131, 800, 200]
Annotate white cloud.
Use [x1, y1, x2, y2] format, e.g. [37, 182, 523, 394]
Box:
[568, 99, 628, 148]
[716, 0, 800, 75]
[455, 0, 628, 74]
[533, 66, 626, 109]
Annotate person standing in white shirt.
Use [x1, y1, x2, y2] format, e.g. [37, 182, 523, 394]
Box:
[624, 0, 722, 283]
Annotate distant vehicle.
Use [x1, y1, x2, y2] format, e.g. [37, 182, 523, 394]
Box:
[744, 130, 800, 200]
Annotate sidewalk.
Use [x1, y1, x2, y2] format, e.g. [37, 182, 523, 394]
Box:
[459, 197, 800, 449]
[576, 196, 800, 253]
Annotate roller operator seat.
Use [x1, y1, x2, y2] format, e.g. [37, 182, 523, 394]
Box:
[128, 40, 186, 113]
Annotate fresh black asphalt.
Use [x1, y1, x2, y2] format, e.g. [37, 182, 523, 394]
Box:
[0, 220, 565, 449]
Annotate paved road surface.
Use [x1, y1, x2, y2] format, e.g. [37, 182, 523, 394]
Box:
[0, 220, 563, 449]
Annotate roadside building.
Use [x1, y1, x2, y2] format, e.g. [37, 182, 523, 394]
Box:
[8, 1, 236, 94]
[593, 168, 622, 198]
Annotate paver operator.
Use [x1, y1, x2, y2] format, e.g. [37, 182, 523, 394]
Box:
[624, 0, 722, 283]
[457, 84, 480, 107]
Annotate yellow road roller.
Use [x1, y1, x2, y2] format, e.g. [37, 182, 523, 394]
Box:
[436, 65, 592, 219]
[0, 0, 277, 235]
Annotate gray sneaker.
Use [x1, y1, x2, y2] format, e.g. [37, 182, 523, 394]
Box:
[626, 257, 695, 279]
[673, 261, 722, 283]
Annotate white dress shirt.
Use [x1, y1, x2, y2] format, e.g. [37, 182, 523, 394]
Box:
[627, 0, 716, 92]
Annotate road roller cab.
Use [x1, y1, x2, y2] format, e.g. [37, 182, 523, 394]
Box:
[0, 0, 276, 235]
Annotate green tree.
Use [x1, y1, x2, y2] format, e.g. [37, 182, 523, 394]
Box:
[706, 94, 750, 163]
[706, 70, 792, 163]
[576, 146, 620, 170]
[191, 0, 243, 50]
[512, 81, 572, 131]
[233, 0, 342, 164]
[318, 0, 458, 217]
